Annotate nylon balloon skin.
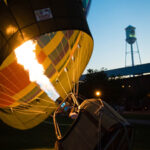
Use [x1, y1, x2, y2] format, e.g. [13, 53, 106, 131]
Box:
[0, 0, 93, 129]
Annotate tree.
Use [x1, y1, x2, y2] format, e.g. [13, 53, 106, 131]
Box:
[79, 68, 124, 105]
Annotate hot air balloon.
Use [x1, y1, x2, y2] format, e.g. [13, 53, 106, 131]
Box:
[0, 1, 134, 150]
[0, 0, 93, 129]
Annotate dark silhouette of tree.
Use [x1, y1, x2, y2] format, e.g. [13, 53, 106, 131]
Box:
[79, 69, 123, 105]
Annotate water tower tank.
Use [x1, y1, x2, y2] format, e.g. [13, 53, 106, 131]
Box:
[125, 25, 136, 44]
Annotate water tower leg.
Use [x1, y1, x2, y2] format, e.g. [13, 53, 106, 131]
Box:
[130, 44, 134, 67]
[136, 41, 142, 64]
[125, 42, 127, 67]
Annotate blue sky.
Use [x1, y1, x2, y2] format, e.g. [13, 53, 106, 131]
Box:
[85, 0, 150, 73]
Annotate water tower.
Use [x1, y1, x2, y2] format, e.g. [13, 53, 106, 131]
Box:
[125, 25, 142, 67]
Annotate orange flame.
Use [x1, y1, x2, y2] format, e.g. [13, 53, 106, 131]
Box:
[15, 40, 59, 101]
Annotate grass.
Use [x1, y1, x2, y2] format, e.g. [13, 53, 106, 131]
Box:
[0, 120, 56, 150]
[122, 112, 150, 150]
[0, 116, 72, 150]
[132, 124, 150, 150]
[123, 112, 150, 120]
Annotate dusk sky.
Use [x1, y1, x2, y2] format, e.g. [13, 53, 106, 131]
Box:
[85, 0, 150, 73]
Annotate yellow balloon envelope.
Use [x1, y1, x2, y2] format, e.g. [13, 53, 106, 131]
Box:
[0, 0, 93, 129]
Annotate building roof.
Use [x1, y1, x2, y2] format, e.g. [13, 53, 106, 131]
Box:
[105, 63, 150, 77]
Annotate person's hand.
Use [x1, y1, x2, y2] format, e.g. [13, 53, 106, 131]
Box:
[69, 112, 78, 119]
